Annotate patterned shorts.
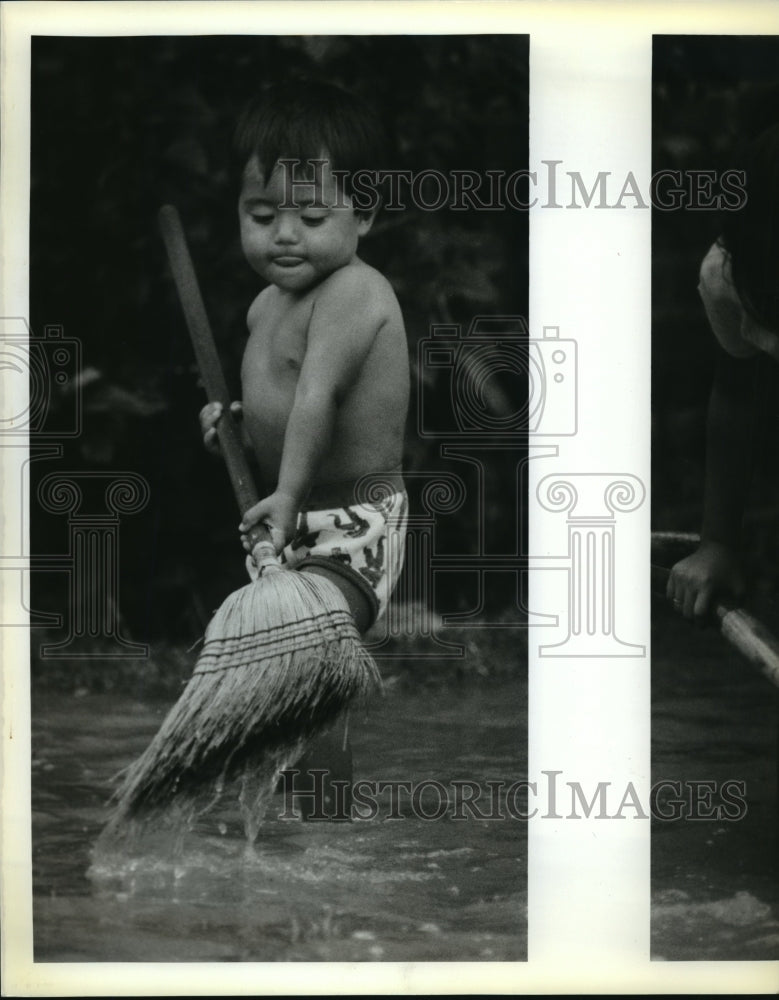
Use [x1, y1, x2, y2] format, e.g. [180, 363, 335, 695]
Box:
[246, 480, 408, 626]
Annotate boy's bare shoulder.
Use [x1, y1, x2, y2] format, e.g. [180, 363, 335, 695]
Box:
[313, 260, 401, 326]
[246, 285, 277, 327]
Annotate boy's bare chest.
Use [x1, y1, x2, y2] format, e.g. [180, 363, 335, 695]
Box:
[243, 297, 313, 380]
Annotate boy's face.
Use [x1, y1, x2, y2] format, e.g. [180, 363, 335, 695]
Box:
[238, 155, 374, 294]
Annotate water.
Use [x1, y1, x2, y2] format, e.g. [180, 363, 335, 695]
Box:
[31, 606, 779, 963]
[651, 604, 779, 960]
[32, 678, 527, 962]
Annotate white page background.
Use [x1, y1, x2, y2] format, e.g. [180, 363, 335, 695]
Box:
[2, 1, 779, 994]
[528, 19, 652, 973]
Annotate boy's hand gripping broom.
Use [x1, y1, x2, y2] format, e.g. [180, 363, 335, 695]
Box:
[107, 205, 379, 823]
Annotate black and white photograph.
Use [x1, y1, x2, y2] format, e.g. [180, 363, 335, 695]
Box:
[23, 31, 529, 965]
[651, 35, 779, 960]
[3, 2, 779, 996]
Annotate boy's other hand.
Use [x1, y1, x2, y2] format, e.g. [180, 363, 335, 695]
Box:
[666, 540, 745, 620]
[239, 490, 298, 555]
[199, 401, 243, 456]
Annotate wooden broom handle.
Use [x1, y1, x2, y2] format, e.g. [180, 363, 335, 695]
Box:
[158, 204, 277, 569]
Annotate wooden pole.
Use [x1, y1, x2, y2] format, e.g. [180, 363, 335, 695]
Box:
[651, 562, 779, 691]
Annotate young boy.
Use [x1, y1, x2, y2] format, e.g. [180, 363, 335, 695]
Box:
[201, 82, 410, 634]
[667, 122, 779, 619]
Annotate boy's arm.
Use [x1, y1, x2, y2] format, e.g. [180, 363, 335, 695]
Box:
[667, 346, 758, 618]
[239, 269, 382, 546]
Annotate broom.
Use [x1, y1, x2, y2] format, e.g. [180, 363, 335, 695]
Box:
[106, 205, 379, 824]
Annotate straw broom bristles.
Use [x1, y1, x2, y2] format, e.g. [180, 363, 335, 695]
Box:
[108, 570, 379, 823]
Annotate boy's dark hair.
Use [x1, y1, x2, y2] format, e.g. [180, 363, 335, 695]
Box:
[233, 79, 387, 209]
[720, 117, 779, 332]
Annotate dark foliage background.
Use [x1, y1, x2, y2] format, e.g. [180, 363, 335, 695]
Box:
[652, 36, 779, 605]
[30, 35, 529, 649]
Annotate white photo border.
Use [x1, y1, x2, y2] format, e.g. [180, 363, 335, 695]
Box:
[3, 1, 779, 995]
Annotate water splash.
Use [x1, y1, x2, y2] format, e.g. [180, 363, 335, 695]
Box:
[97, 737, 308, 854]
[237, 742, 306, 843]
